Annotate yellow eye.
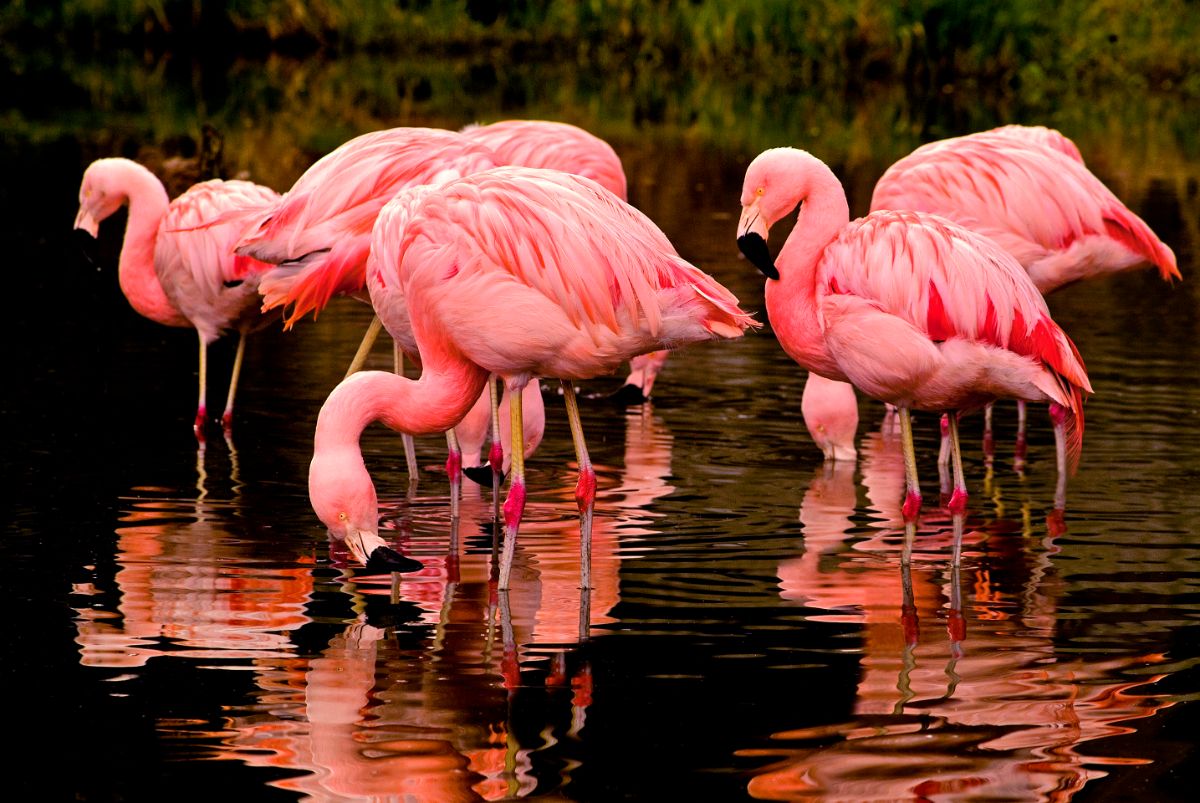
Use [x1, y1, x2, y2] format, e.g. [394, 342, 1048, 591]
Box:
[755, 186, 765, 197]
[338, 512, 348, 522]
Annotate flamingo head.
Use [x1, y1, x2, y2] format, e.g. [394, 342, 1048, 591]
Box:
[737, 147, 827, 280]
[309, 448, 421, 573]
[75, 159, 130, 237]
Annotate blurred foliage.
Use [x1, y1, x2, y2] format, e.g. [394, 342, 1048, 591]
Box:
[3, 0, 1199, 96]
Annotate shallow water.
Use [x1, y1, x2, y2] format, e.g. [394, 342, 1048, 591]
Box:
[5, 61, 1200, 801]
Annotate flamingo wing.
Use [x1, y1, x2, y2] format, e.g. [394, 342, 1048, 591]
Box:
[379, 167, 756, 378]
[461, 119, 628, 200]
[871, 138, 1178, 285]
[820, 210, 1091, 394]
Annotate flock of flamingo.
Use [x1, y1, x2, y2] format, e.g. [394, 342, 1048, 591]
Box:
[74, 119, 1178, 591]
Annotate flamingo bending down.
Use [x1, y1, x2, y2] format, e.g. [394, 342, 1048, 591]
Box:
[74, 158, 281, 439]
[736, 148, 1091, 559]
[462, 118, 671, 407]
[801, 372, 859, 462]
[870, 124, 1178, 475]
[312, 166, 759, 586]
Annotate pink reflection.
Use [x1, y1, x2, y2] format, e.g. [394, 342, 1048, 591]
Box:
[757, 419, 1173, 801]
[213, 405, 675, 799]
[72, 451, 312, 667]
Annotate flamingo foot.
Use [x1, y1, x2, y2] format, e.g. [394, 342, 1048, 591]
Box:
[220, 408, 234, 432]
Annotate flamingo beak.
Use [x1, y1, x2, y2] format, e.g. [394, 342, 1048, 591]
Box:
[737, 203, 778, 279]
[343, 525, 424, 573]
[74, 207, 99, 238]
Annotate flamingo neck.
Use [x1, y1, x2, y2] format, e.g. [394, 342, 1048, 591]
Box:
[115, 165, 189, 327]
[767, 164, 850, 378]
[314, 353, 491, 456]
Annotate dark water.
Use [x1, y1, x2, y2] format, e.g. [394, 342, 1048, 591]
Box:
[4, 53, 1200, 802]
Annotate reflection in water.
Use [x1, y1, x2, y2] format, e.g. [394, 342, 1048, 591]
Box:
[72, 401, 675, 798]
[72, 443, 312, 667]
[752, 422, 1174, 801]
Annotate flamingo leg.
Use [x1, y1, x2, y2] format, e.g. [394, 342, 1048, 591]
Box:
[1050, 402, 1069, 509]
[946, 412, 969, 567]
[344, 314, 384, 378]
[221, 333, 246, 431]
[498, 385, 526, 590]
[983, 402, 995, 466]
[1014, 399, 1028, 472]
[561, 380, 596, 591]
[489, 375, 504, 517]
[445, 428, 462, 520]
[898, 407, 921, 566]
[194, 334, 208, 441]
[937, 413, 951, 469]
[393, 343, 418, 484]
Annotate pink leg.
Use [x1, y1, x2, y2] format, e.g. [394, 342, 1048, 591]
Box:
[498, 385, 527, 590]
[945, 412, 968, 517]
[445, 429, 462, 520]
[562, 381, 596, 590]
[488, 377, 504, 514]
[983, 402, 995, 467]
[898, 408, 921, 565]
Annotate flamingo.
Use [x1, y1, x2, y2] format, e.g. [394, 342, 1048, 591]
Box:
[736, 147, 1091, 561]
[74, 157, 281, 439]
[869, 124, 1179, 475]
[801, 372, 859, 462]
[461, 119, 672, 407]
[311, 165, 758, 587]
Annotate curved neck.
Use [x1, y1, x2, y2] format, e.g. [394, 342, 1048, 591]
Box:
[767, 162, 851, 379]
[116, 164, 187, 326]
[314, 351, 491, 455]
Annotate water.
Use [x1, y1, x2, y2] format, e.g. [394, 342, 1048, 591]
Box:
[5, 54, 1199, 801]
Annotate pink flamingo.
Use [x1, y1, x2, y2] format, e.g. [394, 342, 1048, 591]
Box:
[736, 147, 1091, 561]
[461, 119, 671, 407]
[74, 157, 281, 439]
[800, 372, 859, 462]
[870, 124, 1179, 475]
[311, 166, 758, 586]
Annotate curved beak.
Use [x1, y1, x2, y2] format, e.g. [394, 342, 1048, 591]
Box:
[343, 526, 423, 573]
[736, 201, 778, 280]
[74, 207, 99, 238]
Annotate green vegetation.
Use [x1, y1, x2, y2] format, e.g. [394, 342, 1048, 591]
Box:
[5, 1, 1199, 96]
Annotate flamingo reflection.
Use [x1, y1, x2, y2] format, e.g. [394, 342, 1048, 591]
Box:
[213, 404, 676, 798]
[71, 444, 312, 667]
[757, 422, 1172, 800]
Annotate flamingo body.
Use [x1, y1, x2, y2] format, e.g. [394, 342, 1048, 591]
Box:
[737, 148, 1090, 542]
[315, 166, 758, 577]
[75, 157, 281, 433]
[870, 126, 1179, 294]
[239, 127, 500, 326]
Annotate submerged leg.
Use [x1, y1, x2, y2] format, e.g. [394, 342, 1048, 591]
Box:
[562, 381, 597, 591]
[498, 385, 527, 590]
[344, 314, 384, 378]
[1014, 400, 1028, 472]
[983, 402, 995, 466]
[489, 376, 504, 516]
[445, 428, 462, 521]
[194, 334, 208, 442]
[898, 407, 921, 566]
[221, 333, 247, 431]
[394, 343, 418, 485]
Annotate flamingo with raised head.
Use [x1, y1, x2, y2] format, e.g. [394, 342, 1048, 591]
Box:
[312, 165, 758, 587]
[870, 124, 1179, 477]
[74, 157, 281, 440]
[736, 147, 1091, 561]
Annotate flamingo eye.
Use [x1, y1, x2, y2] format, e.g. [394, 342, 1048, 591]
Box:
[338, 512, 348, 522]
[755, 186, 765, 197]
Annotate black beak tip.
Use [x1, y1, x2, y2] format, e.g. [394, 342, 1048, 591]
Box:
[737, 233, 779, 280]
[366, 546, 423, 574]
[608, 383, 649, 406]
[463, 464, 501, 486]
